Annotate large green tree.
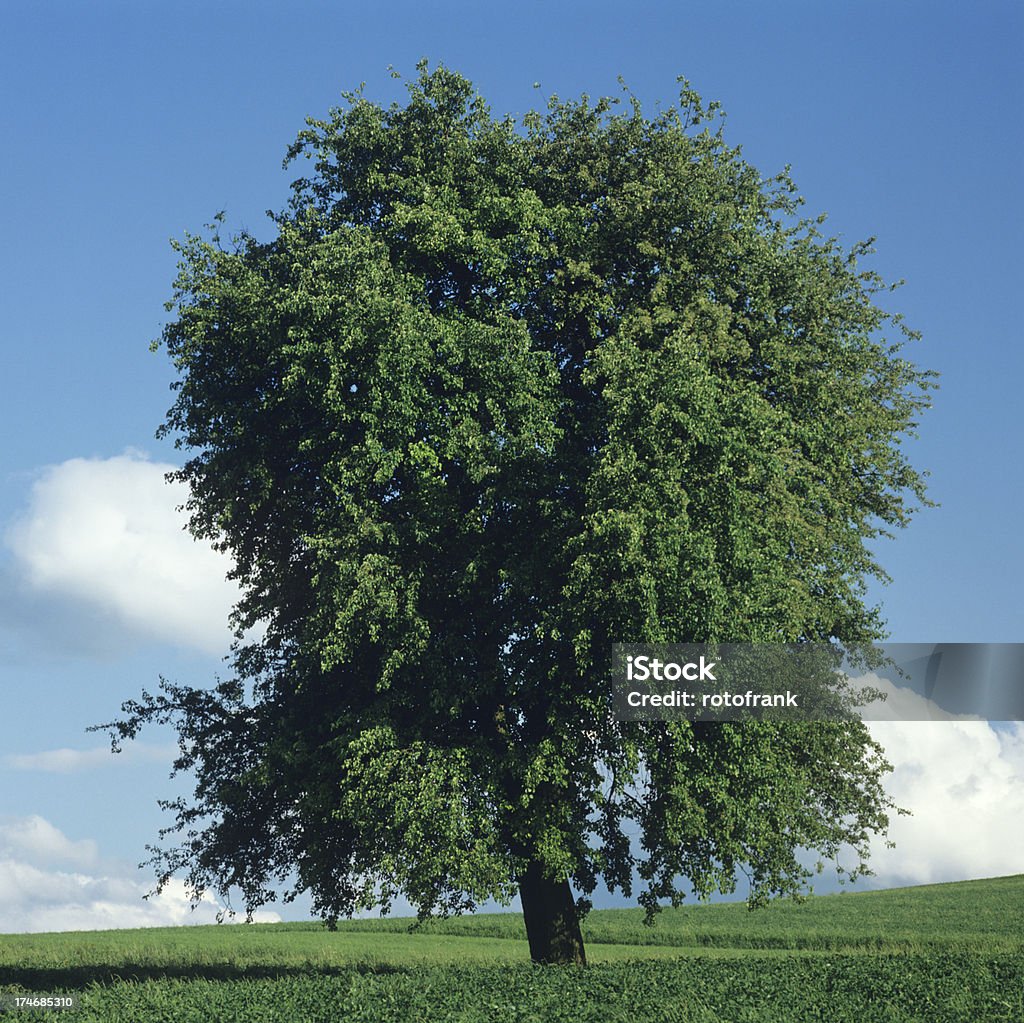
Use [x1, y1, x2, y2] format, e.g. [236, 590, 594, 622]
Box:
[98, 63, 933, 964]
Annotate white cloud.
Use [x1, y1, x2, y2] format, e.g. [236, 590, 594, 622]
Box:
[0, 816, 281, 934]
[849, 672, 985, 722]
[819, 673, 1024, 885]
[5, 453, 242, 656]
[811, 673, 1024, 887]
[862, 681, 1024, 886]
[0, 815, 98, 869]
[2, 743, 177, 774]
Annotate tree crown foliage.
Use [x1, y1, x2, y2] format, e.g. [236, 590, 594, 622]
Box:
[98, 62, 933, 930]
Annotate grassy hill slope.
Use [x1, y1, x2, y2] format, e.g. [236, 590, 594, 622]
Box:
[1, 875, 1021, 1022]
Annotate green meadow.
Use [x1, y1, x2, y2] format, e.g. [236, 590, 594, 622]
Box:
[1, 875, 1021, 1021]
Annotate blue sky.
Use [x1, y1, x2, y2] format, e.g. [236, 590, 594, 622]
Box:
[1, 1, 1021, 931]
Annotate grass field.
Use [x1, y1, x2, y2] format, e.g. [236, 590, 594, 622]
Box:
[1, 875, 1021, 1021]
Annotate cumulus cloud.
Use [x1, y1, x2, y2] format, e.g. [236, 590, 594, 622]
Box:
[846, 672, 985, 722]
[862, 679, 1024, 886]
[0, 816, 281, 934]
[0, 815, 98, 869]
[5, 453, 242, 656]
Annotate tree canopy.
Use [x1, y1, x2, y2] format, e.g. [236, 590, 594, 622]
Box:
[97, 62, 934, 964]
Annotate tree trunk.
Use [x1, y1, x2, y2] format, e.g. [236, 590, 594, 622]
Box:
[518, 859, 587, 965]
